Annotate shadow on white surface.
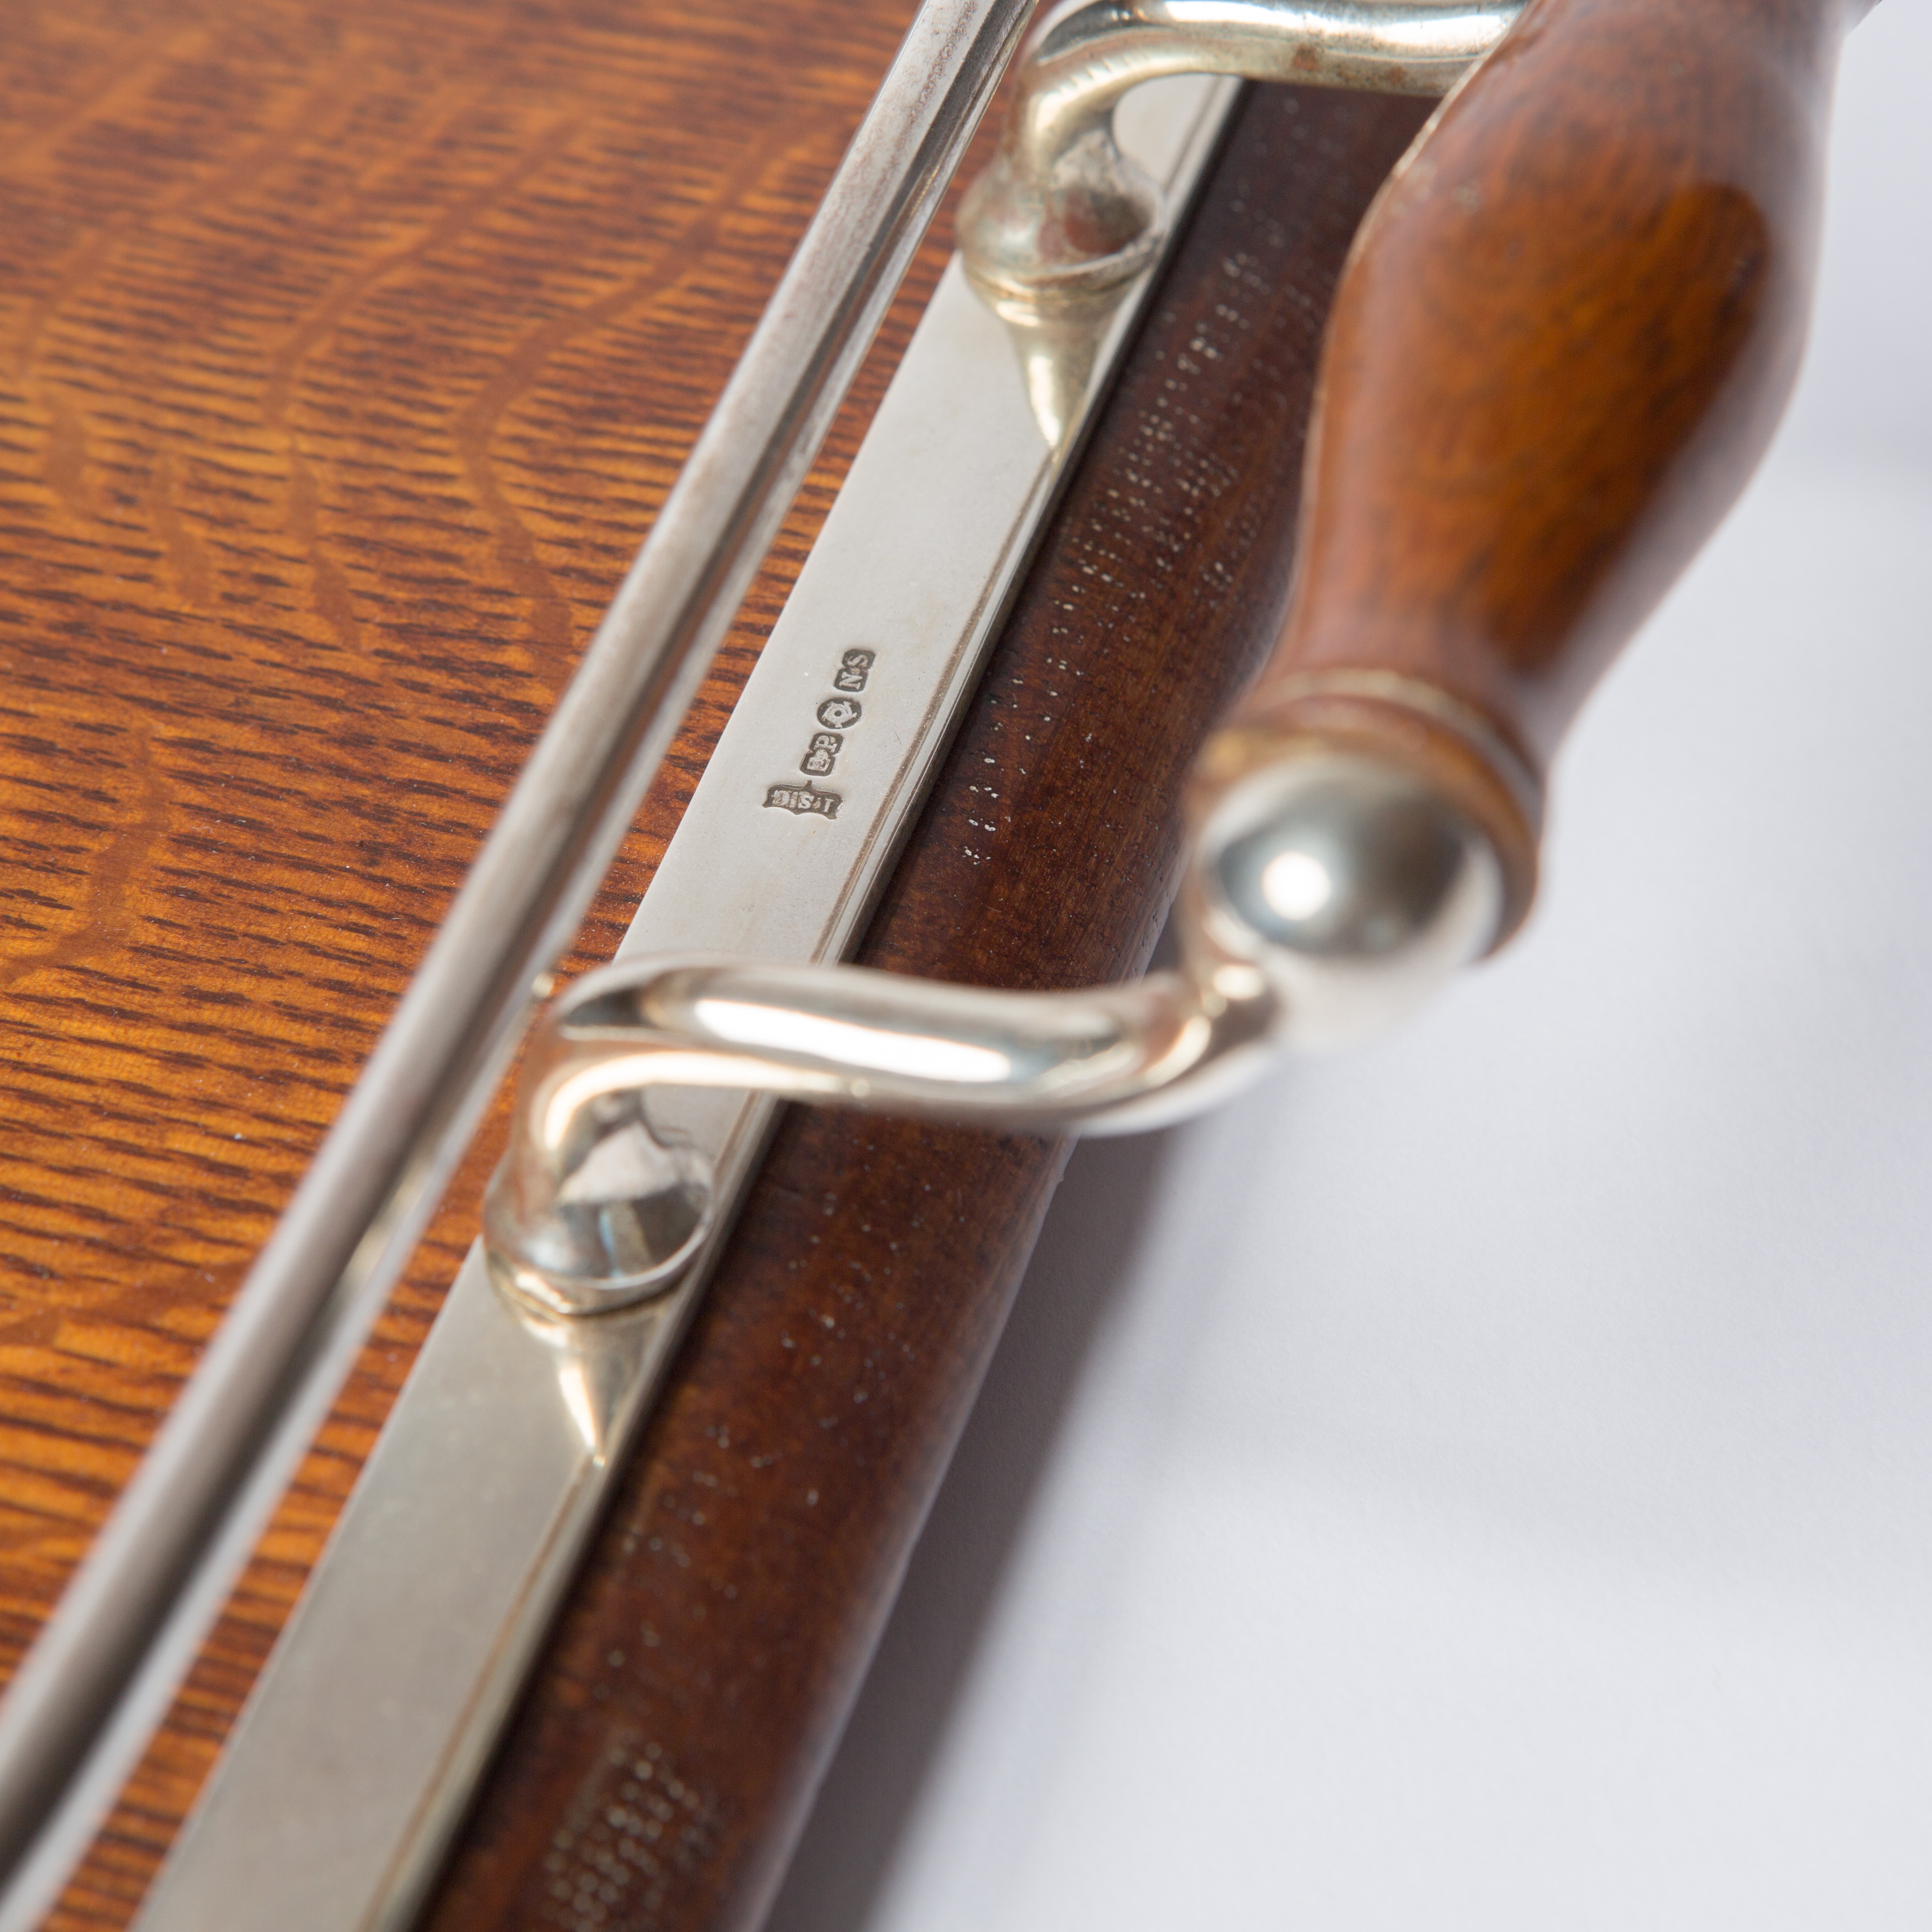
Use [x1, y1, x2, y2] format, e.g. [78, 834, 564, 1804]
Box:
[764, 1130, 1182, 1932]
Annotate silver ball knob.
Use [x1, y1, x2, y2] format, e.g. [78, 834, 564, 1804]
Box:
[1195, 754, 1503, 1050]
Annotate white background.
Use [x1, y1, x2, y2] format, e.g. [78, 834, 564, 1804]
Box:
[770, 9, 1932, 1929]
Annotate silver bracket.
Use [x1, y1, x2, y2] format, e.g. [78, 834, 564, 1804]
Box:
[958, 0, 1519, 306]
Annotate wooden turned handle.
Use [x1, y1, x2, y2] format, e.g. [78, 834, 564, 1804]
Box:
[1201, 0, 1863, 941]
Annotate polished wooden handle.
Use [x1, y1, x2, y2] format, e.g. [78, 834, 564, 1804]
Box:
[1204, 0, 1862, 940]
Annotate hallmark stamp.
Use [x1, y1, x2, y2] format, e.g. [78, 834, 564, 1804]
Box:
[764, 782, 841, 819]
[800, 730, 843, 776]
[765, 651, 877, 811]
[833, 649, 874, 694]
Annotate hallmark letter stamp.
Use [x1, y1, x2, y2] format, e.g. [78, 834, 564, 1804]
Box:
[799, 730, 843, 776]
[764, 782, 841, 820]
[833, 649, 875, 693]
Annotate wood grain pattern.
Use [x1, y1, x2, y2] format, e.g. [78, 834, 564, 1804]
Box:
[3, 0, 1861, 1921]
[1209, 0, 1860, 936]
[419, 85, 1434, 1932]
[0, 1, 938, 1921]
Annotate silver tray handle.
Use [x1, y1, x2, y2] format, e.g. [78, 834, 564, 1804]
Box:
[490, 0, 1530, 1316]
[489, 752, 1502, 1314]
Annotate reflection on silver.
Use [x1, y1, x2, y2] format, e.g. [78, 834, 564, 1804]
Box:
[983, 289, 1124, 449]
[490, 753, 1504, 1312]
[1195, 751, 1504, 1046]
[515, 1297, 668, 1465]
[958, 0, 1521, 306]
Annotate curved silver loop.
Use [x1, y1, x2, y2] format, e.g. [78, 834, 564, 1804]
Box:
[487, 750, 1506, 1314]
[958, 0, 1522, 302]
[482, 956, 1279, 1314]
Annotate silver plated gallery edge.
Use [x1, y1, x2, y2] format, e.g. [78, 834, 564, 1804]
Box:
[131, 73, 1240, 1932]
